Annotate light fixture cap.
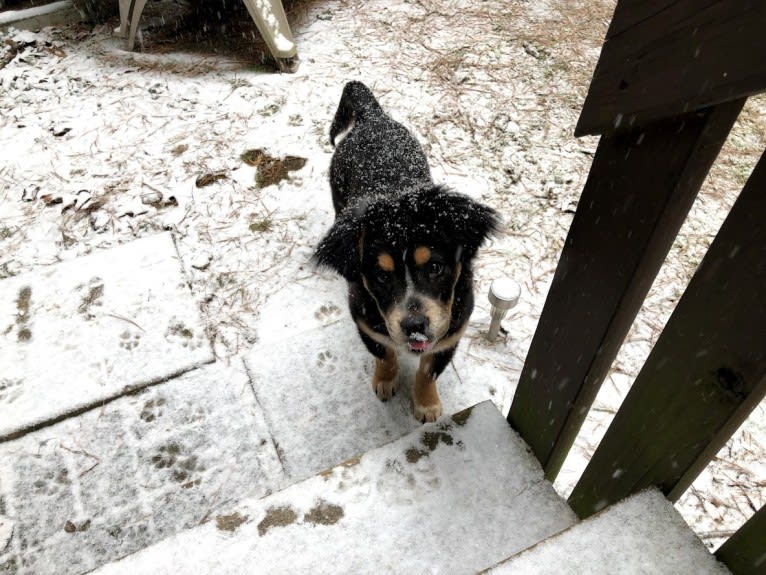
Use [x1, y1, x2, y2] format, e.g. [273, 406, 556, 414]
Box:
[488, 278, 520, 311]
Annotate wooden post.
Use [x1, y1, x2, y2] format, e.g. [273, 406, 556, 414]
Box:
[568, 149, 766, 517]
[716, 505, 766, 575]
[507, 99, 743, 480]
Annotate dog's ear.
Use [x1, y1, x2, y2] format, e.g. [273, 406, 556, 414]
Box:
[428, 187, 501, 261]
[313, 212, 363, 280]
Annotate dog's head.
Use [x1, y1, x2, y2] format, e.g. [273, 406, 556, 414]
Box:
[315, 185, 500, 353]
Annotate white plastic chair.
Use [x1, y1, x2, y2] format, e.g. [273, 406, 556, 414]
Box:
[116, 0, 298, 71]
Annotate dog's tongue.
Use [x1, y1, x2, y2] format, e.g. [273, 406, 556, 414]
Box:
[408, 339, 432, 352]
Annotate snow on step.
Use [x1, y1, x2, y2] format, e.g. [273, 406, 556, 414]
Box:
[244, 318, 514, 483]
[482, 489, 732, 575]
[0, 360, 285, 575]
[0, 233, 213, 440]
[93, 401, 577, 575]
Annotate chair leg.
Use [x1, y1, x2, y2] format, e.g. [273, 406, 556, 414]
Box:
[116, 0, 130, 37]
[239, 0, 299, 71]
[127, 0, 148, 51]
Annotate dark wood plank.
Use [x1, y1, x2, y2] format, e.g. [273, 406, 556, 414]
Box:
[569, 148, 766, 518]
[606, 0, 718, 38]
[576, 0, 766, 136]
[507, 99, 743, 481]
[716, 505, 766, 575]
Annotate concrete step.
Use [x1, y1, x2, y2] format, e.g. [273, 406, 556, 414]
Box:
[0, 359, 286, 575]
[0, 232, 213, 441]
[243, 314, 518, 485]
[92, 401, 578, 575]
[482, 489, 732, 575]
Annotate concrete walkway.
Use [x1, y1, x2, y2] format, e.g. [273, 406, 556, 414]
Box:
[0, 233, 515, 574]
[0, 233, 213, 441]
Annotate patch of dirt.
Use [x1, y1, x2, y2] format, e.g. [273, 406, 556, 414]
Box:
[257, 505, 297, 536]
[215, 511, 248, 532]
[303, 500, 343, 526]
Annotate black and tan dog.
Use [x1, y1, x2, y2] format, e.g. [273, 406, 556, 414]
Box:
[314, 81, 499, 422]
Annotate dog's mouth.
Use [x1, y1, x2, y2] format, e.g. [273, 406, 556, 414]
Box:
[407, 333, 433, 354]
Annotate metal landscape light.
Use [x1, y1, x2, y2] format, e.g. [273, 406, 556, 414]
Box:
[487, 278, 521, 341]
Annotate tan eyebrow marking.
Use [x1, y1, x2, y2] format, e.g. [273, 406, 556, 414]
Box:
[413, 246, 432, 266]
[377, 252, 395, 272]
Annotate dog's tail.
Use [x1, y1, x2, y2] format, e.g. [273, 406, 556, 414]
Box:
[329, 81, 383, 147]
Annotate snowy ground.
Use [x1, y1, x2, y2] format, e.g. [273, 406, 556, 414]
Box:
[0, 0, 764, 562]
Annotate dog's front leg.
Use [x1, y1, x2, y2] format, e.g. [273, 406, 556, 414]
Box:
[373, 346, 399, 401]
[357, 328, 400, 401]
[414, 347, 455, 423]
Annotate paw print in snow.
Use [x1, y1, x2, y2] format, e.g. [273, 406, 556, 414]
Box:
[151, 442, 179, 470]
[31, 467, 70, 497]
[188, 405, 206, 423]
[171, 454, 202, 488]
[140, 397, 166, 423]
[149, 442, 204, 489]
[119, 329, 142, 351]
[314, 304, 341, 325]
[0, 378, 23, 405]
[316, 350, 336, 373]
[165, 320, 201, 349]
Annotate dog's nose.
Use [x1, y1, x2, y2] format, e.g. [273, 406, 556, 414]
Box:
[401, 315, 428, 336]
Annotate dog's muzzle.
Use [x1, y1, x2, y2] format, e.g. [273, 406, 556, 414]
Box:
[400, 315, 432, 353]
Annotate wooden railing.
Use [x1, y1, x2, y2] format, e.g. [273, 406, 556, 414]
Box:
[507, 1, 766, 572]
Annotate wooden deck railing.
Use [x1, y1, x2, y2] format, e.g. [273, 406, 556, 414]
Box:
[507, 1, 766, 572]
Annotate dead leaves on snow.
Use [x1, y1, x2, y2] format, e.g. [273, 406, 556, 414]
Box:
[193, 149, 306, 189]
[239, 148, 307, 188]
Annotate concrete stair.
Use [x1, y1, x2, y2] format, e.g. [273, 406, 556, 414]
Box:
[90, 402, 731, 575]
[483, 489, 731, 575]
[0, 233, 213, 441]
[92, 401, 578, 575]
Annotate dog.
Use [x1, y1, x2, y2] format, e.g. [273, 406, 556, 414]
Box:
[314, 81, 499, 422]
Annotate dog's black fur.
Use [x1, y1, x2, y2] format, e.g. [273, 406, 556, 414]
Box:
[315, 81, 499, 422]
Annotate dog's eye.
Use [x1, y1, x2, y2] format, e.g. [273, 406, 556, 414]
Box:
[374, 270, 389, 284]
[428, 262, 444, 279]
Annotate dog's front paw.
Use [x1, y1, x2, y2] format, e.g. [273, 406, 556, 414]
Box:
[373, 375, 400, 401]
[413, 356, 442, 423]
[414, 400, 443, 423]
[372, 349, 399, 402]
